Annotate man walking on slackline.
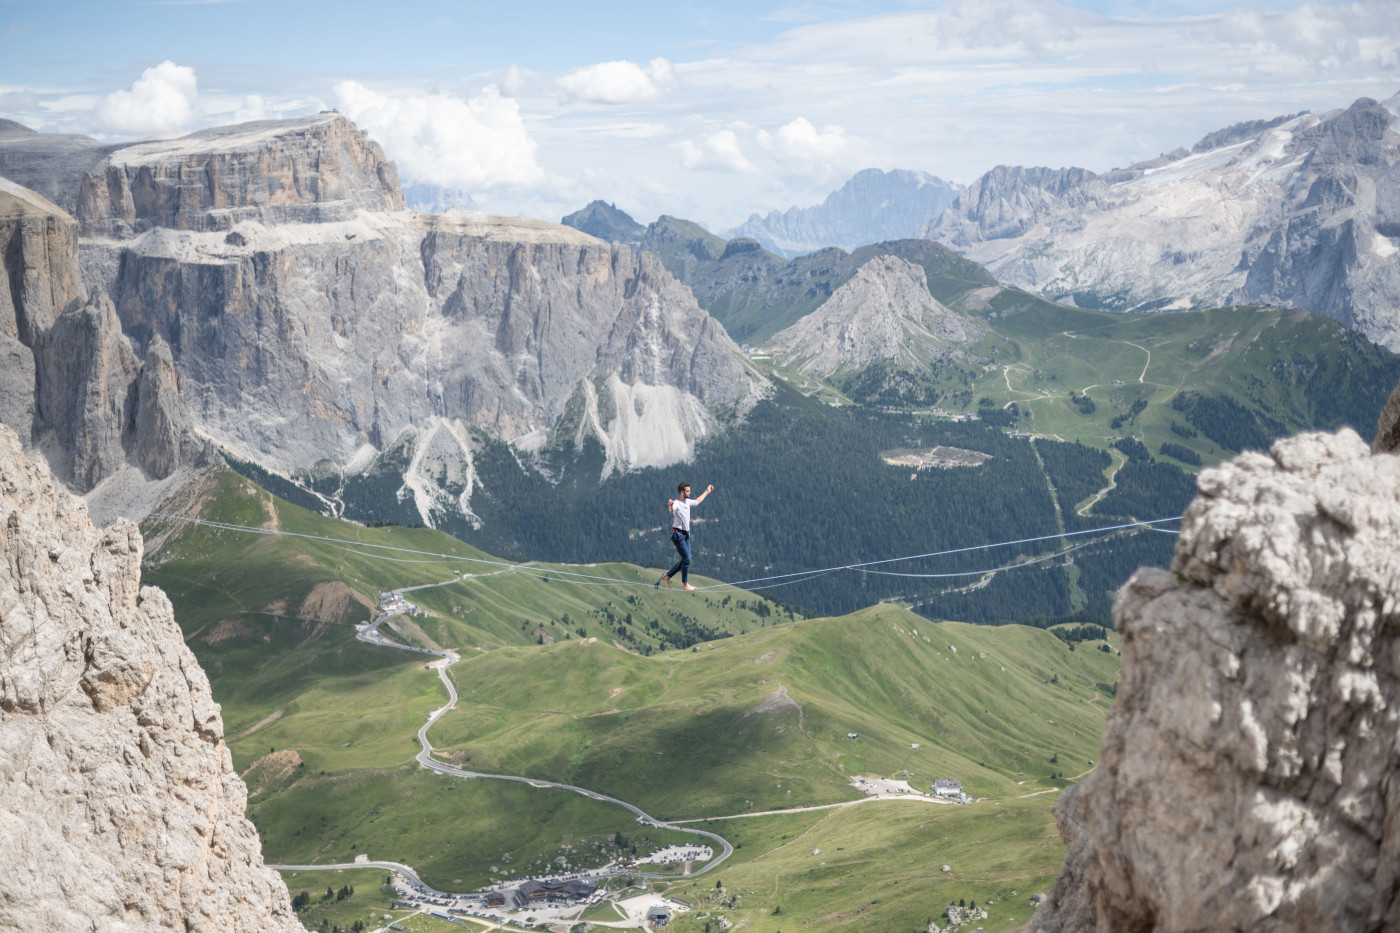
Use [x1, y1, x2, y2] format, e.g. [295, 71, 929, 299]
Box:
[657, 481, 714, 591]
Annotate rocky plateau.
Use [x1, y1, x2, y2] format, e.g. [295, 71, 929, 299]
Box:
[0, 114, 760, 527]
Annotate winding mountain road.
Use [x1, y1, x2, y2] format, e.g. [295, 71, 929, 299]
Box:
[273, 602, 733, 898]
[412, 651, 735, 879]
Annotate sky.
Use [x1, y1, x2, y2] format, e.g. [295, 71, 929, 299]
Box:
[2, 0, 1398, 230]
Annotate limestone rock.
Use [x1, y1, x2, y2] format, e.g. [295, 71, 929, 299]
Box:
[34, 289, 141, 490]
[1028, 427, 1400, 932]
[0, 176, 83, 344]
[134, 335, 198, 480]
[0, 423, 306, 933]
[0, 177, 200, 491]
[765, 254, 984, 378]
[88, 209, 756, 489]
[0, 114, 403, 237]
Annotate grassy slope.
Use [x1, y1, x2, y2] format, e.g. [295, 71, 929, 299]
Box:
[143, 469, 1120, 927]
[663, 795, 1064, 933]
[431, 604, 1120, 819]
[960, 299, 1390, 461]
[762, 281, 1398, 468]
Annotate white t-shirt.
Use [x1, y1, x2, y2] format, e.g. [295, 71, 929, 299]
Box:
[671, 497, 700, 532]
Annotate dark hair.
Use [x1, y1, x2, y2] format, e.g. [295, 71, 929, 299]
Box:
[677, 481, 690, 495]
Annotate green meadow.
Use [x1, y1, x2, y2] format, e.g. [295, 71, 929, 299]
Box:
[431, 606, 1119, 819]
[659, 794, 1065, 932]
[142, 469, 1120, 928]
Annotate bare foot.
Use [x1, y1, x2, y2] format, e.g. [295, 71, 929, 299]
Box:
[664, 576, 673, 588]
[683, 583, 696, 591]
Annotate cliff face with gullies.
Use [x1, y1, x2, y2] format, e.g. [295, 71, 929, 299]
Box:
[0, 176, 202, 493]
[0, 114, 759, 526]
[1027, 419, 1400, 931]
[0, 424, 305, 932]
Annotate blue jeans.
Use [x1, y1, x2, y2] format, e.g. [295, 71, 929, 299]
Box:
[667, 530, 691, 584]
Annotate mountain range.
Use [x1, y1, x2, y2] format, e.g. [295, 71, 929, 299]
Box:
[920, 91, 1400, 350]
[726, 167, 961, 257]
[5, 86, 1400, 933]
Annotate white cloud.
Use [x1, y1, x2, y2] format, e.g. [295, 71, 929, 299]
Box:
[333, 81, 543, 190]
[232, 94, 267, 123]
[677, 129, 758, 173]
[94, 61, 199, 135]
[558, 58, 675, 104]
[759, 117, 869, 178]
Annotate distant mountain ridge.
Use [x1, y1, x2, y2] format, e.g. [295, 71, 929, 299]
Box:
[560, 200, 646, 243]
[765, 254, 985, 379]
[727, 168, 961, 258]
[920, 91, 1400, 350]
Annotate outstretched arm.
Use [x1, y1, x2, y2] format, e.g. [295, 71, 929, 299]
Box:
[695, 484, 715, 503]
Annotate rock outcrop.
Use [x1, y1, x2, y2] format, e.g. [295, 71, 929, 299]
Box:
[766, 254, 983, 378]
[728, 168, 961, 258]
[0, 177, 84, 440]
[922, 92, 1400, 350]
[1028, 426, 1400, 932]
[0, 424, 305, 932]
[33, 289, 141, 490]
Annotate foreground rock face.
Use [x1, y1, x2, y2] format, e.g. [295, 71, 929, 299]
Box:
[0, 424, 305, 932]
[1029, 428, 1400, 932]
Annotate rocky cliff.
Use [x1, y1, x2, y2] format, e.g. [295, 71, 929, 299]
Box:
[1, 116, 758, 525]
[728, 168, 961, 258]
[0, 424, 305, 932]
[76, 208, 756, 504]
[766, 254, 984, 378]
[1027, 426, 1400, 931]
[922, 92, 1400, 350]
[0, 177, 201, 492]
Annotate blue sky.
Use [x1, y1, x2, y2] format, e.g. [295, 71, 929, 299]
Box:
[3, 0, 1398, 229]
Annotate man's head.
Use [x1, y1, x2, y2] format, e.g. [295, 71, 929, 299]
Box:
[677, 481, 690, 497]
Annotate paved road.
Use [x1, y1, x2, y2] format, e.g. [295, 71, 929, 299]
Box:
[317, 607, 734, 900]
[413, 653, 735, 879]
